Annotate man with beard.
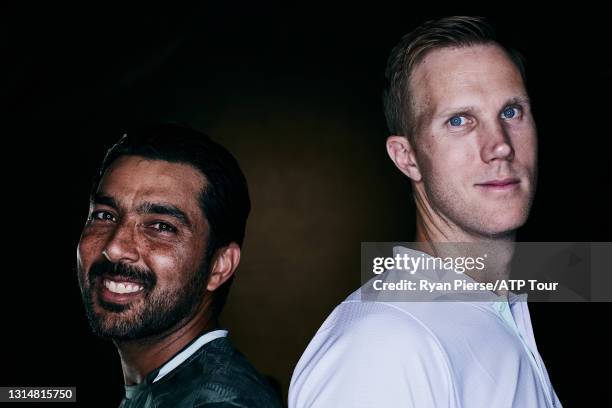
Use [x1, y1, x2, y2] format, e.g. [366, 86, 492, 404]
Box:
[77, 124, 281, 407]
[289, 17, 562, 407]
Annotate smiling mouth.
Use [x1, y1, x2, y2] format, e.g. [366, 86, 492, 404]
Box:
[103, 278, 143, 294]
[97, 276, 147, 305]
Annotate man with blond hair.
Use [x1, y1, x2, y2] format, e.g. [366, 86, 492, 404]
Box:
[289, 17, 562, 408]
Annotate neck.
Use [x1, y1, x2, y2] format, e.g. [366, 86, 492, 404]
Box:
[114, 299, 216, 385]
[413, 197, 516, 296]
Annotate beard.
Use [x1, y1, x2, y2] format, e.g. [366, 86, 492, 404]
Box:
[78, 257, 209, 341]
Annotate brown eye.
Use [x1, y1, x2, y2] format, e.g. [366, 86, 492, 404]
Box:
[92, 211, 116, 222]
[151, 222, 177, 233]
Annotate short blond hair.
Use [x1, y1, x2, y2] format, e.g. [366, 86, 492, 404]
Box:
[383, 16, 527, 141]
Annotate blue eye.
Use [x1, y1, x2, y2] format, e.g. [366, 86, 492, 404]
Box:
[502, 107, 519, 119]
[449, 116, 466, 127]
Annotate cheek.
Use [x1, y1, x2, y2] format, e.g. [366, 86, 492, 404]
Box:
[148, 251, 181, 278]
[510, 129, 538, 176]
[519, 133, 537, 164]
[78, 230, 107, 269]
[423, 143, 475, 184]
[144, 239, 204, 283]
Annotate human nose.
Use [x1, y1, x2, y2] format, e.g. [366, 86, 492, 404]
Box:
[102, 221, 139, 264]
[480, 120, 515, 163]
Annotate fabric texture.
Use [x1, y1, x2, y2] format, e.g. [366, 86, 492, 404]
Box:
[289, 247, 562, 408]
[120, 336, 282, 408]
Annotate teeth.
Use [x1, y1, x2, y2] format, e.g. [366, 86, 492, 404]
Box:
[104, 279, 143, 294]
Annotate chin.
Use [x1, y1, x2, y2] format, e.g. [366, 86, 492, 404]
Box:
[477, 212, 528, 238]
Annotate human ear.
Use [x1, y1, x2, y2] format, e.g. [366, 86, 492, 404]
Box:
[207, 243, 241, 291]
[386, 135, 422, 182]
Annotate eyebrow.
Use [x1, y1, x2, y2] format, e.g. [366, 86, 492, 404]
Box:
[435, 105, 476, 119]
[91, 192, 193, 229]
[91, 192, 118, 209]
[503, 96, 531, 107]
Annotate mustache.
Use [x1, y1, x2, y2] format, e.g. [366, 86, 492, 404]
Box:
[88, 259, 156, 290]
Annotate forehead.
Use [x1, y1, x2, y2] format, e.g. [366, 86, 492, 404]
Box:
[97, 156, 206, 210]
[410, 44, 526, 115]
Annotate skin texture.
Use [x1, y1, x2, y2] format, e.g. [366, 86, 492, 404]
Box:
[77, 156, 241, 385]
[386, 44, 538, 288]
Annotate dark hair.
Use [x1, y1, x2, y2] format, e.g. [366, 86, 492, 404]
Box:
[383, 16, 527, 142]
[92, 123, 251, 318]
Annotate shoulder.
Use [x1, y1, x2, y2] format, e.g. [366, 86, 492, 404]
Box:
[201, 338, 282, 407]
[160, 337, 282, 408]
[318, 296, 445, 353]
[289, 298, 454, 407]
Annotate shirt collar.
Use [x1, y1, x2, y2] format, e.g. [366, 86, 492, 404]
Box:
[123, 329, 230, 399]
[152, 329, 228, 383]
[392, 246, 528, 304]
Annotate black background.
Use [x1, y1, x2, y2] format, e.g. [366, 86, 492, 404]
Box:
[4, 4, 611, 407]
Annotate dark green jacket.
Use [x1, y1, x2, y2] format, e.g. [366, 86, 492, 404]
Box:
[119, 337, 282, 407]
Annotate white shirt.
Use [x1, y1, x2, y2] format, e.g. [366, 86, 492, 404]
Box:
[289, 247, 562, 407]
